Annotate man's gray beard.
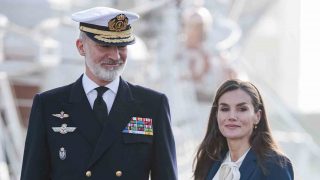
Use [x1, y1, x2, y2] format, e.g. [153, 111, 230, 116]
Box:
[86, 59, 126, 81]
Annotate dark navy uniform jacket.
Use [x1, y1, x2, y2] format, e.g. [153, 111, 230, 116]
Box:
[21, 76, 177, 180]
[206, 149, 294, 180]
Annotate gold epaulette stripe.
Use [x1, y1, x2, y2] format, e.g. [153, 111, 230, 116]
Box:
[94, 35, 135, 43]
[80, 26, 132, 38]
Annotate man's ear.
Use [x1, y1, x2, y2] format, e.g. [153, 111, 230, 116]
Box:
[76, 39, 85, 56]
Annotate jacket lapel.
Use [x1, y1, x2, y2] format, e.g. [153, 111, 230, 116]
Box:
[239, 149, 257, 180]
[206, 150, 257, 180]
[65, 76, 102, 146]
[206, 160, 223, 180]
[88, 78, 142, 167]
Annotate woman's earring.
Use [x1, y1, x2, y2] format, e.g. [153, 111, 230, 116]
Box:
[254, 124, 258, 129]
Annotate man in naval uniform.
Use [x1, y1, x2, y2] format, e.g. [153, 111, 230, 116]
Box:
[21, 7, 177, 180]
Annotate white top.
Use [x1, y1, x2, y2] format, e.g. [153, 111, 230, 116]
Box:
[212, 148, 251, 180]
[82, 73, 119, 114]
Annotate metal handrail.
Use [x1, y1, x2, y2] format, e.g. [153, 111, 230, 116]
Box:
[0, 72, 25, 180]
[0, 116, 10, 180]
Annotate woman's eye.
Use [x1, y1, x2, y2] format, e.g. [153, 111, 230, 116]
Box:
[239, 107, 248, 111]
[220, 107, 229, 111]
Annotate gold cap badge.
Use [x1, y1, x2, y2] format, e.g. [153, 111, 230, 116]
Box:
[108, 14, 128, 32]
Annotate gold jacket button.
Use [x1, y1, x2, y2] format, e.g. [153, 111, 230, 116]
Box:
[85, 171, 92, 177]
[115, 170, 122, 177]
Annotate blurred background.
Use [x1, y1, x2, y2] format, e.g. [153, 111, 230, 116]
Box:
[0, 0, 319, 179]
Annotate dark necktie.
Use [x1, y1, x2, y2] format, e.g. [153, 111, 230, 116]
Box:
[93, 86, 109, 123]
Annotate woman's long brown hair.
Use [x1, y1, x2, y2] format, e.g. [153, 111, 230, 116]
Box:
[193, 79, 285, 180]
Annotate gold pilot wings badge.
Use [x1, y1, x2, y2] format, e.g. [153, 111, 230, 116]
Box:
[52, 124, 76, 134]
[52, 111, 69, 119]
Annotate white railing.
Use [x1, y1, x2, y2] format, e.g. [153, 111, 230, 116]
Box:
[0, 118, 10, 180]
[0, 72, 25, 180]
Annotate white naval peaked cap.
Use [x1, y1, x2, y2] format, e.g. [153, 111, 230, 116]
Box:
[72, 7, 140, 46]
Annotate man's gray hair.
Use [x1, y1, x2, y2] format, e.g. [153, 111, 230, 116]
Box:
[79, 31, 87, 40]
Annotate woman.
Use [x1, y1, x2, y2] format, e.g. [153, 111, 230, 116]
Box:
[193, 79, 294, 180]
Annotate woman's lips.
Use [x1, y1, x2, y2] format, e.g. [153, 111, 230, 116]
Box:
[225, 124, 240, 128]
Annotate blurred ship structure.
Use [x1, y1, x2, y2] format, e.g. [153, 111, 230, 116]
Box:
[0, 0, 319, 179]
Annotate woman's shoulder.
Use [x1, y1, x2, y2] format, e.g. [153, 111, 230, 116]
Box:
[264, 152, 294, 179]
[264, 151, 291, 166]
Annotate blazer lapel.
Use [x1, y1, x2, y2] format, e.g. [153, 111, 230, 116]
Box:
[239, 149, 257, 180]
[88, 78, 142, 167]
[206, 151, 227, 180]
[206, 160, 223, 180]
[65, 76, 102, 147]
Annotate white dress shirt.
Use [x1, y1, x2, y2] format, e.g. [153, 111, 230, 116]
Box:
[82, 74, 119, 114]
[212, 148, 250, 180]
